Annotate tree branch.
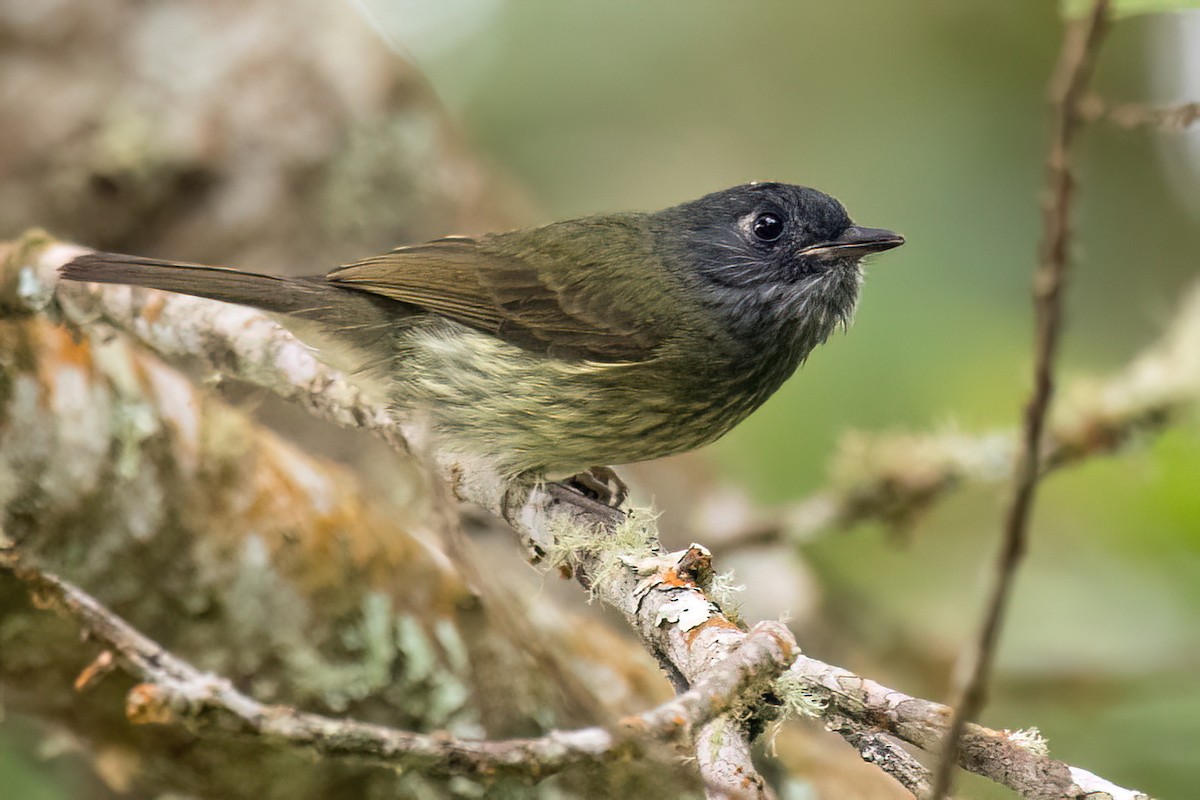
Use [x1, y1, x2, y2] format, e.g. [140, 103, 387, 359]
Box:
[932, 2, 1110, 797]
[0, 549, 791, 781]
[790, 655, 1152, 800]
[831, 729, 933, 799]
[1080, 95, 1200, 131]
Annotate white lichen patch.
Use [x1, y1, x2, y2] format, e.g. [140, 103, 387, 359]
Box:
[272, 330, 325, 388]
[116, 461, 167, 542]
[622, 550, 678, 576]
[141, 358, 201, 474]
[17, 265, 53, 311]
[0, 376, 51, 508]
[45, 364, 112, 499]
[654, 593, 715, 631]
[1068, 766, 1151, 800]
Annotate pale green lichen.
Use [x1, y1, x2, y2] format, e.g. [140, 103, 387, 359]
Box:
[394, 614, 437, 683]
[1005, 726, 1050, 756]
[708, 569, 746, 616]
[433, 618, 471, 673]
[349, 591, 401, 688]
[773, 670, 828, 719]
[541, 506, 660, 602]
[392, 612, 475, 734]
[764, 669, 828, 754]
[704, 715, 730, 764]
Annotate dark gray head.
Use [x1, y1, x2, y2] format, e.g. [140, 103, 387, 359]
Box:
[651, 182, 903, 289]
[650, 181, 903, 371]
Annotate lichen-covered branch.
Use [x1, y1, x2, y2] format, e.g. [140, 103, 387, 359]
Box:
[833, 730, 933, 799]
[790, 655, 1152, 800]
[0, 551, 790, 782]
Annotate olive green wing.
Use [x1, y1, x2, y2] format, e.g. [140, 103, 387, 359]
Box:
[326, 223, 672, 363]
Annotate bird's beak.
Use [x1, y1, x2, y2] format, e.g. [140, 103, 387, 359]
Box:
[799, 225, 905, 257]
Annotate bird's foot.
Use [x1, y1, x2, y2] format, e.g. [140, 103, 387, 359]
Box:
[560, 466, 629, 509]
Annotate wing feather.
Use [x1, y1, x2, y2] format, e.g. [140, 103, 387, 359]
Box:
[326, 222, 671, 362]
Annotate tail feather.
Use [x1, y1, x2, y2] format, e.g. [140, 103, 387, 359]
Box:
[60, 252, 334, 316]
[59, 251, 413, 397]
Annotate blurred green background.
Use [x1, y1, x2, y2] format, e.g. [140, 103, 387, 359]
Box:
[5, 1, 1199, 797]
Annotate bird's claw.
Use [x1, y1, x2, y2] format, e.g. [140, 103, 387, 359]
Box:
[560, 466, 629, 508]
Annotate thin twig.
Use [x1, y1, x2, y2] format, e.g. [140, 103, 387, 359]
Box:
[1081, 95, 1200, 131]
[835, 728, 934, 799]
[931, 3, 1111, 798]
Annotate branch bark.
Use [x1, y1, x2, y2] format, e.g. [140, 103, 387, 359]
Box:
[1080, 95, 1200, 131]
[790, 655, 1151, 800]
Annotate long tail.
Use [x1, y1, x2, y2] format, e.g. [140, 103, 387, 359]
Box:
[60, 252, 411, 394]
[60, 252, 340, 316]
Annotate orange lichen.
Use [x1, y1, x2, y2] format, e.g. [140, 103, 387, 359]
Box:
[186, 401, 472, 620]
[658, 567, 691, 588]
[34, 320, 94, 371]
[74, 650, 116, 692]
[619, 714, 648, 732]
[685, 616, 740, 648]
[139, 294, 167, 325]
[125, 683, 176, 725]
[766, 629, 795, 663]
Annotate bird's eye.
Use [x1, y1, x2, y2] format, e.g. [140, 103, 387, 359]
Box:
[752, 212, 784, 242]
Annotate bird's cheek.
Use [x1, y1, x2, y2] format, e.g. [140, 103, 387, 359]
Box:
[786, 259, 821, 281]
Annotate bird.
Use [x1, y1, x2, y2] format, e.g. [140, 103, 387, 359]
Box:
[60, 182, 903, 498]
